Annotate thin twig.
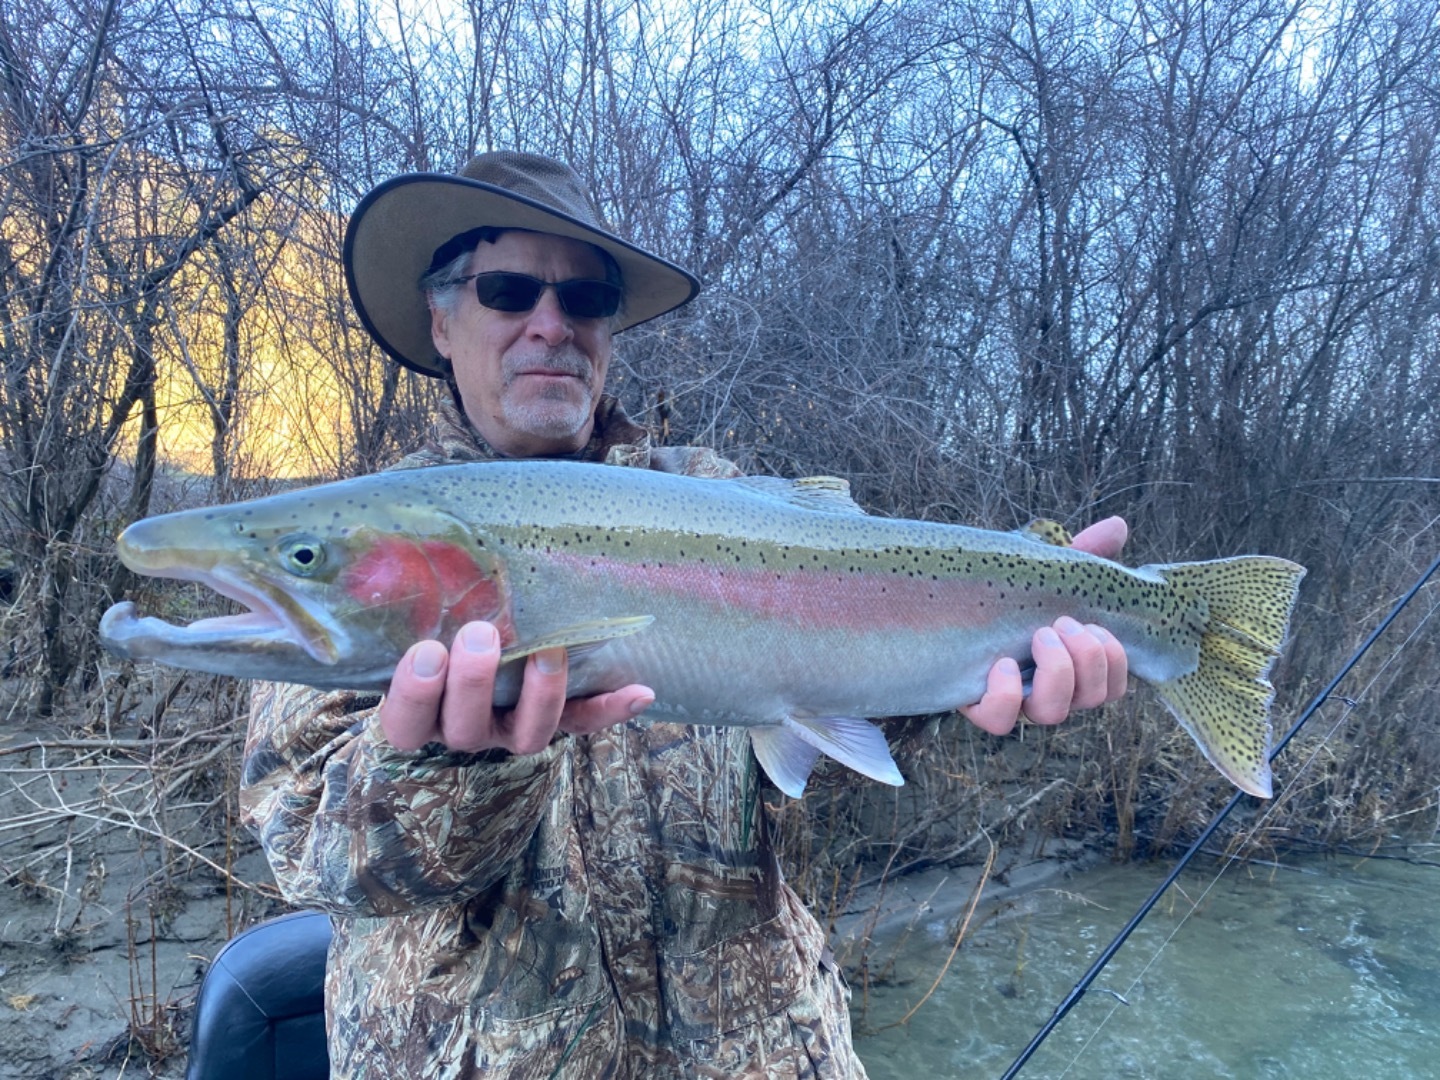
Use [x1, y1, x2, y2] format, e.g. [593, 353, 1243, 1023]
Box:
[876, 832, 998, 1031]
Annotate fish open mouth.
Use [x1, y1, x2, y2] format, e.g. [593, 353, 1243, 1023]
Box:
[100, 565, 339, 666]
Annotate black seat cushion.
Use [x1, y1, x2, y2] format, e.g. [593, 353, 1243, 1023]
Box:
[186, 910, 332, 1080]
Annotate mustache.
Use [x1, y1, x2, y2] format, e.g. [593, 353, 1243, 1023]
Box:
[502, 348, 594, 383]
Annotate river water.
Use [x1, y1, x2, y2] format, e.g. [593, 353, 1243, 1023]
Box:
[852, 848, 1440, 1079]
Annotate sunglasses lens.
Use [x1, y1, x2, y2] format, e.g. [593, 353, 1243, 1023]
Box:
[470, 273, 621, 319]
[473, 273, 544, 312]
[557, 281, 622, 319]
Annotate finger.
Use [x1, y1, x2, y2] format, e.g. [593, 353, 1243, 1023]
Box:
[1056, 616, 1109, 710]
[501, 648, 570, 756]
[436, 622, 505, 752]
[959, 657, 1024, 736]
[1070, 516, 1128, 559]
[379, 640, 449, 750]
[1023, 626, 1075, 725]
[1088, 624, 1129, 702]
[559, 684, 656, 736]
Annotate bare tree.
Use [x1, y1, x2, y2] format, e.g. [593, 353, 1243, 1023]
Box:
[0, 0, 1435, 840]
[0, 0, 308, 707]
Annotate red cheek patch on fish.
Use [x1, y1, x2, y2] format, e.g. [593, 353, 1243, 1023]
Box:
[341, 537, 510, 642]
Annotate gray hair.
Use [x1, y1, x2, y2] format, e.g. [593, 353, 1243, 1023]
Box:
[421, 244, 484, 322]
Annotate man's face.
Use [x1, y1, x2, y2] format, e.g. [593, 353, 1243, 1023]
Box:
[431, 230, 614, 458]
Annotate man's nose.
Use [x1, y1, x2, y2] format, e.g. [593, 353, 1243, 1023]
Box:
[524, 287, 574, 345]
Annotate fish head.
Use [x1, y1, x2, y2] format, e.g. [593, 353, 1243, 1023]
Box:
[99, 480, 512, 690]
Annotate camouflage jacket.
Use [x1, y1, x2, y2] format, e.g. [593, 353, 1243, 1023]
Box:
[240, 398, 868, 1079]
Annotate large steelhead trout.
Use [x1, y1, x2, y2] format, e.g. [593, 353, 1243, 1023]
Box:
[101, 460, 1304, 798]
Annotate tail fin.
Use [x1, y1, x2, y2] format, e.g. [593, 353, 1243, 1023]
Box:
[1147, 556, 1306, 798]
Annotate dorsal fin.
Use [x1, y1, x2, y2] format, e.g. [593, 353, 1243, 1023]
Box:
[732, 475, 867, 515]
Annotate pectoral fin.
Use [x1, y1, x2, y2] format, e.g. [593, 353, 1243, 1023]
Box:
[500, 616, 654, 664]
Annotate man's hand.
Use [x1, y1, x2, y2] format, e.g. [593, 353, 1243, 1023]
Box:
[379, 622, 655, 755]
[960, 516, 1130, 736]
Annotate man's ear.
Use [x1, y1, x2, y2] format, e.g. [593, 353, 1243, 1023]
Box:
[430, 304, 452, 360]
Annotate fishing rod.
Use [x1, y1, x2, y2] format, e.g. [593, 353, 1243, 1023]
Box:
[999, 549, 1440, 1080]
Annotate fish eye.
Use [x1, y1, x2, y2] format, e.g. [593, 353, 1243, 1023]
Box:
[280, 537, 326, 575]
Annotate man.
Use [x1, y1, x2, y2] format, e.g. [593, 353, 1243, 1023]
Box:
[242, 151, 1127, 1078]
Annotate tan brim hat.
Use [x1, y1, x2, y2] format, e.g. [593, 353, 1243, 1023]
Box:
[343, 151, 700, 377]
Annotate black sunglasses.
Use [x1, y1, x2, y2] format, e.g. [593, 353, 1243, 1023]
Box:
[450, 272, 622, 320]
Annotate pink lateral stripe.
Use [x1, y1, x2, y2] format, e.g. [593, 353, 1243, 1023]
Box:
[543, 550, 1005, 632]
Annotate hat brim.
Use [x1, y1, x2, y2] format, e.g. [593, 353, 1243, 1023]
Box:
[344, 173, 700, 377]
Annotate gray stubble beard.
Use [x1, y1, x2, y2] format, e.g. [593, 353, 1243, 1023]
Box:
[498, 347, 598, 442]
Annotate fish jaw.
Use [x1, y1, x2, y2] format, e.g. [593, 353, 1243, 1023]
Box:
[100, 520, 373, 685]
[101, 497, 516, 690]
[99, 598, 398, 689]
[100, 600, 358, 684]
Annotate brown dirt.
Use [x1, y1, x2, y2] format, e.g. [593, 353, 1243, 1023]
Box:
[0, 714, 285, 1080]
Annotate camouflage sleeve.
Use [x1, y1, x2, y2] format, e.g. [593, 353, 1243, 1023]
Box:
[240, 680, 563, 916]
[642, 444, 744, 479]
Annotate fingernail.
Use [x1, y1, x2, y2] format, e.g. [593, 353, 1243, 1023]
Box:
[1087, 624, 1113, 644]
[412, 640, 446, 679]
[1056, 616, 1084, 635]
[534, 648, 565, 675]
[460, 623, 498, 653]
[629, 692, 655, 717]
[996, 657, 1020, 677]
[1036, 627, 1061, 649]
